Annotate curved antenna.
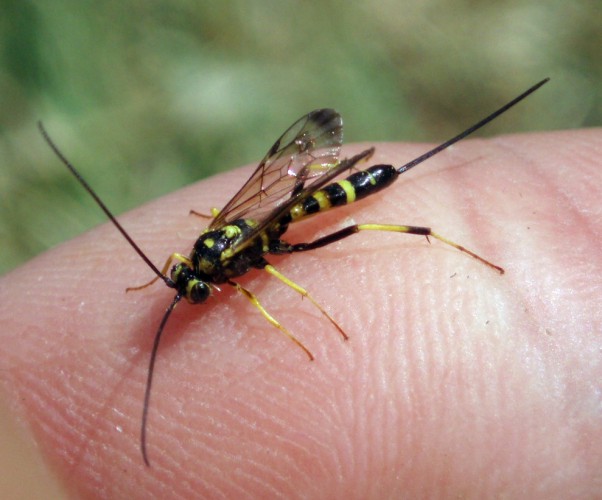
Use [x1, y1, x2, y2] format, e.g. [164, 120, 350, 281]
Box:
[397, 78, 549, 174]
[38, 122, 169, 284]
[140, 293, 182, 466]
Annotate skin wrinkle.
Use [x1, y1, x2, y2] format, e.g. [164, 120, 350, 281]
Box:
[378, 297, 407, 449]
[178, 449, 228, 498]
[493, 134, 600, 235]
[212, 356, 334, 494]
[225, 399, 321, 475]
[231, 457, 286, 500]
[330, 360, 357, 484]
[441, 143, 503, 264]
[345, 338, 370, 482]
[489, 137, 599, 340]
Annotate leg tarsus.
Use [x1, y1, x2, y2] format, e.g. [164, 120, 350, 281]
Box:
[263, 264, 349, 341]
[189, 207, 220, 219]
[229, 280, 315, 360]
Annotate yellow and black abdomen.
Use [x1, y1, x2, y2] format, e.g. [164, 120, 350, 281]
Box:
[289, 164, 398, 223]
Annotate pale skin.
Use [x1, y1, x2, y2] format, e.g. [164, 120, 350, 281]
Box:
[0, 130, 600, 498]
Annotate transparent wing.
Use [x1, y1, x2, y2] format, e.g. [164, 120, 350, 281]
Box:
[229, 147, 375, 255]
[209, 109, 343, 229]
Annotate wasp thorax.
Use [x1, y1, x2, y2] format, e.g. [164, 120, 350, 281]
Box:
[171, 263, 211, 304]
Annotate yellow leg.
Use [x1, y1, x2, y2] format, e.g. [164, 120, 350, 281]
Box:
[292, 223, 503, 275]
[230, 280, 314, 360]
[428, 230, 504, 274]
[189, 207, 220, 219]
[263, 264, 349, 340]
[126, 253, 191, 292]
[356, 224, 504, 274]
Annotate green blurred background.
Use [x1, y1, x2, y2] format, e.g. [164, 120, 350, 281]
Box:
[1, 0, 600, 275]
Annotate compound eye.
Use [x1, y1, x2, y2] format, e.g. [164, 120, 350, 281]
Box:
[187, 280, 210, 304]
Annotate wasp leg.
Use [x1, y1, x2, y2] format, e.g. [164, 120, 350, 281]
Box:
[228, 280, 314, 360]
[263, 264, 348, 340]
[126, 253, 192, 292]
[189, 207, 220, 219]
[289, 223, 504, 274]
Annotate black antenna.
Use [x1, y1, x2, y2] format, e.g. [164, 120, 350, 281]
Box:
[397, 78, 549, 174]
[37, 122, 169, 284]
[140, 293, 182, 466]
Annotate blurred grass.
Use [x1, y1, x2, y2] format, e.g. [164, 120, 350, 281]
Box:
[1, 0, 600, 274]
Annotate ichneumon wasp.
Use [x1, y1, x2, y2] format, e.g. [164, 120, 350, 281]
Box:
[39, 77, 549, 466]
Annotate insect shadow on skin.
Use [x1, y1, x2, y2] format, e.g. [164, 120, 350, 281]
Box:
[38, 77, 549, 466]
